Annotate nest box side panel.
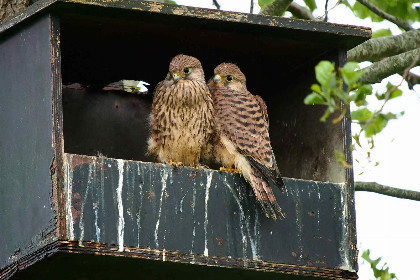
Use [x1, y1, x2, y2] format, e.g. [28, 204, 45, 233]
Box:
[0, 15, 56, 271]
[62, 154, 356, 277]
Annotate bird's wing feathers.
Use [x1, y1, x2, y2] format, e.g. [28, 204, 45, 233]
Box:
[212, 87, 283, 190]
[254, 95, 268, 124]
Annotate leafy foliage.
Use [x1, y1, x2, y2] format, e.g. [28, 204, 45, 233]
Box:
[304, 61, 369, 124]
[303, 0, 316, 12]
[351, 0, 420, 22]
[305, 61, 405, 166]
[306, 61, 403, 137]
[372, 28, 392, 38]
[258, 0, 275, 9]
[361, 250, 397, 280]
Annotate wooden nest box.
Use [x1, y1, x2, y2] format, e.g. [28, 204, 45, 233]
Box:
[0, 1, 371, 279]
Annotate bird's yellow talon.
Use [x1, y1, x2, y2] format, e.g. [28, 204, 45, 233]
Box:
[168, 159, 183, 167]
[219, 167, 239, 173]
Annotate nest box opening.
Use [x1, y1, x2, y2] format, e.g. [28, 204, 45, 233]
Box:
[60, 11, 347, 183]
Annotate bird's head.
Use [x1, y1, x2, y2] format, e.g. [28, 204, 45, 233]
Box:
[209, 63, 247, 91]
[167, 54, 205, 84]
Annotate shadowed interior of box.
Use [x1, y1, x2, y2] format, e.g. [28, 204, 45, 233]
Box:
[60, 10, 346, 182]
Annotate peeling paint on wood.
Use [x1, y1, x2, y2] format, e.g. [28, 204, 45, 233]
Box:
[63, 153, 355, 274]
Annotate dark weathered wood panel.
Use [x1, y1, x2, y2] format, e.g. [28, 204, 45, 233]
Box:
[63, 154, 355, 274]
[0, 15, 56, 270]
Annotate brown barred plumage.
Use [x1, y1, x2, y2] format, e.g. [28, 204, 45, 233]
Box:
[208, 63, 285, 220]
[147, 55, 214, 165]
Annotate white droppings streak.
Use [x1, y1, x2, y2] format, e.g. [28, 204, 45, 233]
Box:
[94, 205, 100, 241]
[339, 182, 352, 271]
[154, 168, 169, 249]
[65, 155, 74, 240]
[316, 182, 321, 230]
[203, 172, 213, 257]
[224, 176, 259, 260]
[117, 159, 125, 252]
[92, 160, 101, 242]
[190, 185, 197, 254]
[294, 188, 304, 261]
[136, 163, 143, 247]
[79, 163, 93, 246]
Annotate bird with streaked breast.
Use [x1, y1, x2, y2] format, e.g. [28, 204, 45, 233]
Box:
[147, 54, 214, 167]
[208, 62, 286, 220]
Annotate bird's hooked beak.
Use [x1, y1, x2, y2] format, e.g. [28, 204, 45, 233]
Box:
[213, 74, 222, 83]
[172, 72, 181, 83]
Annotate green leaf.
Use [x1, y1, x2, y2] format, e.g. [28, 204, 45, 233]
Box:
[258, 0, 274, 8]
[365, 114, 389, 137]
[320, 109, 331, 122]
[315, 61, 335, 88]
[342, 62, 360, 73]
[310, 84, 322, 94]
[353, 134, 362, 148]
[303, 0, 317, 11]
[351, 84, 373, 106]
[351, 108, 373, 122]
[340, 62, 364, 86]
[383, 112, 397, 120]
[340, 0, 352, 9]
[372, 28, 392, 38]
[376, 89, 403, 100]
[334, 150, 352, 168]
[352, 1, 384, 22]
[304, 93, 326, 105]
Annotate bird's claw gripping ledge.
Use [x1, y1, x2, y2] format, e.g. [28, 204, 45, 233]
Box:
[168, 159, 183, 167]
[219, 167, 239, 173]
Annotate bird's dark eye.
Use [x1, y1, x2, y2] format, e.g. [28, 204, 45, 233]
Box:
[183, 68, 191, 74]
[226, 75, 233, 82]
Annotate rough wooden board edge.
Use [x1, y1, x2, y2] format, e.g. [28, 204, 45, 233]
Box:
[0, 241, 59, 280]
[57, 241, 357, 280]
[0, 0, 371, 41]
[50, 14, 67, 240]
[338, 49, 358, 272]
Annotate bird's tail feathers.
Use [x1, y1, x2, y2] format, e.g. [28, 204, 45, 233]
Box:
[247, 156, 285, 192]
[249, 168, 285, 220]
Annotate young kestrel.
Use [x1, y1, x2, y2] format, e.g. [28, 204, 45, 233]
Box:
[208, 63, 285, 220]
[148, 54, 214, 166]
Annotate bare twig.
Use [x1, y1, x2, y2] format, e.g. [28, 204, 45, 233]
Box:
[356, 57, 417, 137]
[355, 182, 420, 201]
[316, 0, 342, 21]
[356, 0, 413, 31]
[324, 0, 329, 22]
[250, 0, 254, 14]
[287, 2, 315, 20]
[212, 0, 220, 10]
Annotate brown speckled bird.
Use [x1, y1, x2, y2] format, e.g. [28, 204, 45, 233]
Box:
[147, 54, 214, 166]
[208, 63, 285, 220]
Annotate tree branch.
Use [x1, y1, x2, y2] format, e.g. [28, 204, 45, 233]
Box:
[356, 0, 413, 31]
[250, 0, 254, 14]
[260, 0, 293, 16]
[358, 48, 420, 84]
[287, 2, 315, 20]
[406, 72, 420, 89]
[348, 29, 420, 62]
[355, 181, 420, 201]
